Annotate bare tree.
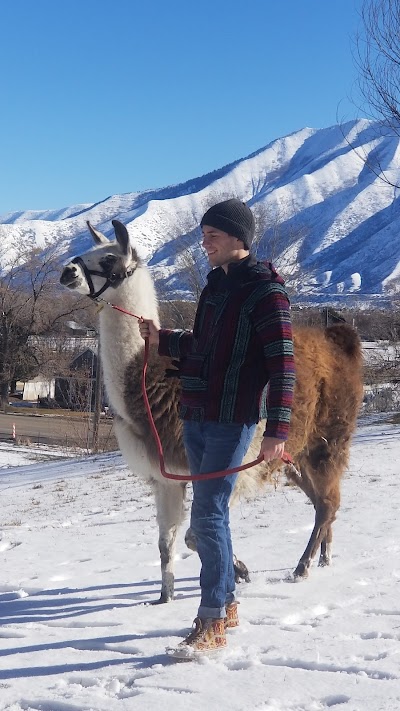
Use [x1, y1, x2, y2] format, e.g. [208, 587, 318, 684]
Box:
[341, 0, 400, 187]
[251, 200, 292, 260]
[355, 0, 400, 132]
[155, 191, 232, 308]
[154, 194, 311, 313]
[172, 230, 207, 303]
[251, 200, 311, 297]
[0, 237, 96, 411]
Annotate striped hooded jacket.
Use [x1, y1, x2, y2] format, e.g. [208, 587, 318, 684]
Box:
[158, 256, 295, 440]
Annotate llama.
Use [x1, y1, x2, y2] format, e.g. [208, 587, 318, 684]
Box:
[60, 219, 364, 601]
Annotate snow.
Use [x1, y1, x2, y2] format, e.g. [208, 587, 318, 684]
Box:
[2, 118, 400, 300]
[1, 416, 400, 710]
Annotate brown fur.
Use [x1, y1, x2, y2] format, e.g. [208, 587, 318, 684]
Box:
[283, 323, 364, 575]
[124, 349, 187, 470]
[125, 322, 363, 578]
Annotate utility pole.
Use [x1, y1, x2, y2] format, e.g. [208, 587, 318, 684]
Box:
[92, 342, 102, 453]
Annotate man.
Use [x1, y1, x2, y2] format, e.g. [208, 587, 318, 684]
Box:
[139, 198, 295, 658]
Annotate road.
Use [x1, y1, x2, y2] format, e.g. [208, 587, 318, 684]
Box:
[0, 411, 117, 449]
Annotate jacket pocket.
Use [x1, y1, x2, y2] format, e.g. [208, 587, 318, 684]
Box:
[180, 354, 208, 392]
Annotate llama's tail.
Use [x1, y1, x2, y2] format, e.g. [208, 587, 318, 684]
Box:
[230, 424, 274, 506]
[325, 323, 362, 360]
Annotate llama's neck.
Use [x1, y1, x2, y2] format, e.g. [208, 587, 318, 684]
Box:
[98, 266, 160, 420]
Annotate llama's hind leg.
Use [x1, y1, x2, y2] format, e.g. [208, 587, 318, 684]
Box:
[318, 526, 333, 567]
[291, 444, 342, 578]
[285, 463, 320, 577]
[153, 481, 187, 604]
[293, 495, 338, 578]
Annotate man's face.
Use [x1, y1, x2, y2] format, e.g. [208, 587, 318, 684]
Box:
[201, 225, 245, 270]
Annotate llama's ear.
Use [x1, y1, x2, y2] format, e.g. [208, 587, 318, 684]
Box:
[86, 221, 108, 245]
[112, 219, 130, 256]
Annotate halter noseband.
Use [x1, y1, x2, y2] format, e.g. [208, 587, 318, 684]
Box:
[71, 256, 136, 300]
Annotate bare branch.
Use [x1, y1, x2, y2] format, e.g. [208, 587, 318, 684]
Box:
[0, 239, 96, 410]
[355, 0, 400, 130]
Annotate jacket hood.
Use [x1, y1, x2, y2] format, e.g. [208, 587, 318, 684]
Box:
[207, 256, 286, 291]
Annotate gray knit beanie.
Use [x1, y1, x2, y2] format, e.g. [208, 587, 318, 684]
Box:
[200, 198, 255, 249]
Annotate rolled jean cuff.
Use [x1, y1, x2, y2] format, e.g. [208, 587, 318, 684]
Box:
[198, 604, 226, 619]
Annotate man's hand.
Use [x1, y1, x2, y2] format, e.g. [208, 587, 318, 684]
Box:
[138, 318, 160, 347]
[259, 436, 286, 463]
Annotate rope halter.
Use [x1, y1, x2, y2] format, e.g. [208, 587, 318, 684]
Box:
[71, 255, 136, 300]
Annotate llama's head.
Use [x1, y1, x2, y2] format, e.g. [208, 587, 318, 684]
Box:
[60, 220, 140, 299]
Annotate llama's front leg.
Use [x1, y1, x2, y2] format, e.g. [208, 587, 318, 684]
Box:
[153, 481, 186, 604]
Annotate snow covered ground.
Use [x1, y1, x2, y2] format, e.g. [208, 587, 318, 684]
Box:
[1, 416, 400, 711]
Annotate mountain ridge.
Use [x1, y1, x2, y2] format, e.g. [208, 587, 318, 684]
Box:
[1, 119, 400, 303]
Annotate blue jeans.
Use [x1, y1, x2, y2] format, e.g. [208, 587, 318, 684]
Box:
[183, 420, 256, 619]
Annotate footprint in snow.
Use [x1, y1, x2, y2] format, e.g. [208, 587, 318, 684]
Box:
[0, 540, 22, 552]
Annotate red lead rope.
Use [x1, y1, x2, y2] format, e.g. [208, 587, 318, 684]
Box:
[103, 300, 294, 481]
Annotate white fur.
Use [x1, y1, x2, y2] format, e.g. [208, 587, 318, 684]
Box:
[99, 269, 159, 428]
[61, 223, 263, 601]
[61, 227, 189, 602]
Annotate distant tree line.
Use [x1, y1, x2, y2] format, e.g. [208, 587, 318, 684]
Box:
[0, 236, 98, 412]
[159, 299, 400, 342]
[2, 218, 400, 421]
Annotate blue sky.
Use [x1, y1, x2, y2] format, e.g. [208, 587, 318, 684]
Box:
[0, 0, 363, 213]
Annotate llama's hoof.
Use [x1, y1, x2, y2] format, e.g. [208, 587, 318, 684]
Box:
[292, 562, 309, 579]
[318, 555, 331, 568]
[234, 555, 251, 583]
[150, 595, 173, 605]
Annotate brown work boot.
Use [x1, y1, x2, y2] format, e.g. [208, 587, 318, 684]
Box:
[167, 617, 226, 659]
[224, 601, 240, 629]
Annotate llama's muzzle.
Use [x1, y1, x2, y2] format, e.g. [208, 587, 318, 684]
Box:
[60, 263, 79, 288]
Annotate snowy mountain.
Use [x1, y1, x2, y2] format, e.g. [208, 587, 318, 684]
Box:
[2, 118, 400, 302]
